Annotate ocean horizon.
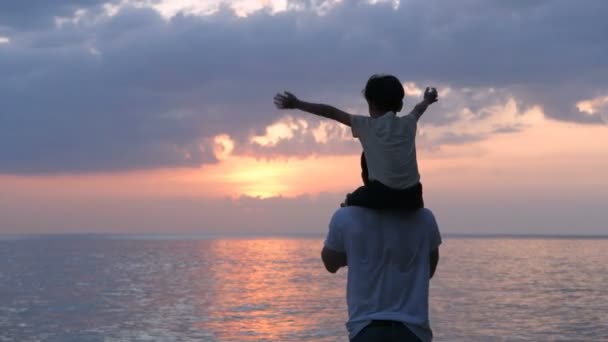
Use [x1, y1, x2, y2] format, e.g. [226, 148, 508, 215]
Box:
[2, 232, 608, 241]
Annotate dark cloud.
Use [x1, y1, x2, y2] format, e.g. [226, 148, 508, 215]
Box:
[491, 126, 522, 134]
[513, 83, 606, 125]
[1, 0, 607, 173]
[0, 1, 117, 30]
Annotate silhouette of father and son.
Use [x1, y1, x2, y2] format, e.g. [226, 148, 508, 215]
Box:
[274, 75, 441, 342]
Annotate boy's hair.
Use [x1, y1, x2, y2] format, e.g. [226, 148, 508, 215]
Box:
[363, 74, 405, 113]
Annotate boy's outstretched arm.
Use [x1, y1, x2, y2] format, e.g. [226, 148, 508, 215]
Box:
[274, 91, 352, 127]
[410, 87, 438, 120]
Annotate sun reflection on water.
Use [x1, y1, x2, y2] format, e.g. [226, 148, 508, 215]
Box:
[193, 239, 347, 341]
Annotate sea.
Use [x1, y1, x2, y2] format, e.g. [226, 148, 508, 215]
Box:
[1, 235, 607, 342]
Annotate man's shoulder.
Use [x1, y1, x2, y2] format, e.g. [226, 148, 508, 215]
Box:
[331, 206, 369, 222]
[332, 207, 435, 222]
[330, 206, 376, 228]
[414, 208, 438, 229]
[415, 207, 436, 220]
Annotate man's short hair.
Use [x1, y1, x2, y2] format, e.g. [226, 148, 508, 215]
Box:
[363, 74, 405, 113]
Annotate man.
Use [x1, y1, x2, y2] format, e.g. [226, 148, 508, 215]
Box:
[322, 206, 441, 342]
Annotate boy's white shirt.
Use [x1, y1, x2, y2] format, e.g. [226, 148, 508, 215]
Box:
[350, 111, 420, 189]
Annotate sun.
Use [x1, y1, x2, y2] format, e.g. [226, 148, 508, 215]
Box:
[223, 162, 291, 198]
[209, 157, 294, 198]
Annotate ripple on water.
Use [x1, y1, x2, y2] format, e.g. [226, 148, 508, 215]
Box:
[0, 238, 607, 341]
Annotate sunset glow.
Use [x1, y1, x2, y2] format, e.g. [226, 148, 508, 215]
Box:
[1, 0, 607, 235]
[3, 112, 607, 201]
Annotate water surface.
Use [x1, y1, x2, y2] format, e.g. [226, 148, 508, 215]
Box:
[1, 236, 607, 341]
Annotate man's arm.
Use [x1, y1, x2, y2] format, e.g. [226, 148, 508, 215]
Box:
[274, 91, 352, 127]
[429, 248, 439, 279]
[409, 87, 438, 120]
[321, 247, 347, 274]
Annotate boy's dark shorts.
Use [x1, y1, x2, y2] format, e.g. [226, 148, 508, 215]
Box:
[346, 181, 424, 210]
[353, 152, 424, 210]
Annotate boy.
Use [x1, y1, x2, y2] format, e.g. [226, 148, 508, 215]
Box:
[274, 74, 438, 210]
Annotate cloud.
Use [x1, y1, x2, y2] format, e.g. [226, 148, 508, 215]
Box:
[244, 115, 357, 158]
[1, 0, 607, 173]
[0, 0, 116, 31]
[417, 89, 545, 150]
[576, 95, 608, 123]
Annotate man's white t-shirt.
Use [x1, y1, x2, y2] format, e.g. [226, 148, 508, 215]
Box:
[350, 112, 420, 189]
[324, 207, 442, 342]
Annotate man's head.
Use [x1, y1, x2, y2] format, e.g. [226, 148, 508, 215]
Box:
[363, 74, 405, 116]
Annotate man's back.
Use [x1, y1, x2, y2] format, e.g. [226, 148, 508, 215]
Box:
[324, 207, 441, 342]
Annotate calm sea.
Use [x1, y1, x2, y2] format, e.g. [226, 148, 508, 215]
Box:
[1, 236, 607, 341]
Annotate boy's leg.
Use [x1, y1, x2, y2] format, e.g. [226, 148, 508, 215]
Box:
[378, 182, 423, 210]
[388, 182, 424, 210]
[345, 181, 394, 209]
[401, 182, 424, 209]
[360, 152, 370, 186]
[346, 182, 424, 210]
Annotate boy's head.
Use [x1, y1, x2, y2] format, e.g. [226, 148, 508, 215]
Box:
[363, 74, 405, 115]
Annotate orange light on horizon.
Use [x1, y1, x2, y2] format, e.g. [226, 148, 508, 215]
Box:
[202, 154, 361, 198]
[212, 159, 293, 198]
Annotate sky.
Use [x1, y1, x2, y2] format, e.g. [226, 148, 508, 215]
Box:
[1, 0, 607, 235]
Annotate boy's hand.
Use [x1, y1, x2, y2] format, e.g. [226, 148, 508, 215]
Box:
[424, 87, 438, 104]
[410, 87, 438, 119]
[274, 91, 300, 109]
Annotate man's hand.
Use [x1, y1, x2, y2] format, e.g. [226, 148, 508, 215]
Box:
[274, 91, 300, 109]
[322, 247, 347, 273]
[430, 248, 439, 279]
[424, 87, 438, 104]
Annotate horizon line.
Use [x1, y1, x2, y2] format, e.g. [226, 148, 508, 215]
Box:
[1, 232, 608, 240]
